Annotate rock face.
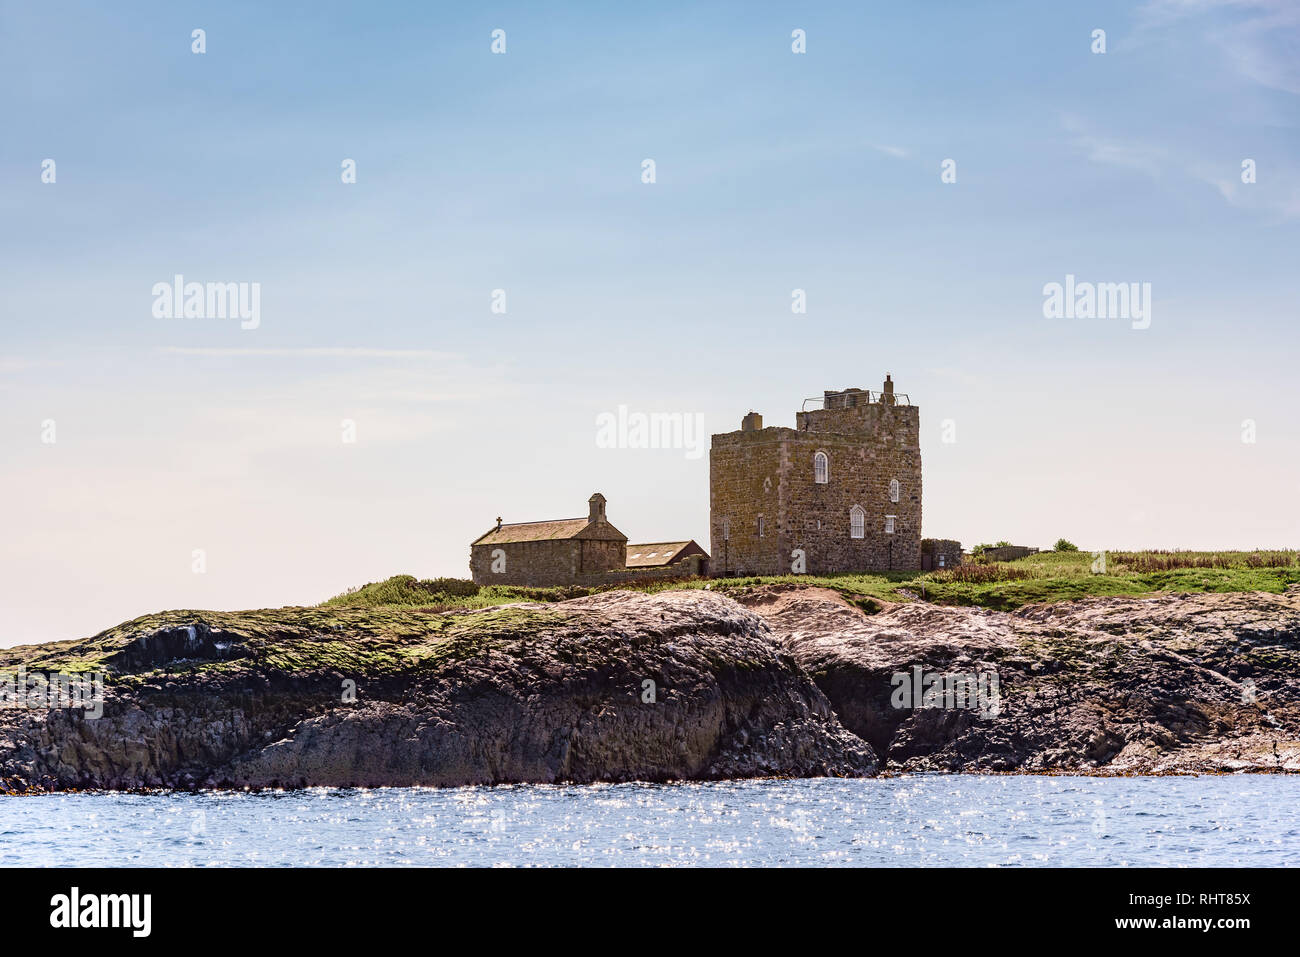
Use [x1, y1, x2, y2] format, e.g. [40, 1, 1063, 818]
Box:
[3, 585, 1298, 791]
[0, 591, 874, 791]
[743, 585, 1300, 774]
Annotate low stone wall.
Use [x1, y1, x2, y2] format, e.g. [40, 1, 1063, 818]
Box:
[983, 545, 1039, 563]
[921, 538, 963, 571]
[576, 554, 708, 587]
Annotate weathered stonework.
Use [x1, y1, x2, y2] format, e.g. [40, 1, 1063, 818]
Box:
[469, 536, 629, 586]
[710, 379, 923, 576]
[922, 538, 963, 570]
[469, 493, 627, 586]
[580, 553, 708, 586]
[469, 493, 708, 587]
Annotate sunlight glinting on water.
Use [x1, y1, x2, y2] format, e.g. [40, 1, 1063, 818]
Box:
[2, 775, 1295, 867]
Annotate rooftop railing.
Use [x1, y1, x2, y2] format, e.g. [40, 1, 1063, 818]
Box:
[801, 390, 912, 411]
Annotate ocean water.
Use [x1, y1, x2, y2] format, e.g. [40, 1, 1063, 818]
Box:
[2, 775, 1296, 867]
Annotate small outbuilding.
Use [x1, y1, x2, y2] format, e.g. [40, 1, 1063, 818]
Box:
[626, 540, 709, 576]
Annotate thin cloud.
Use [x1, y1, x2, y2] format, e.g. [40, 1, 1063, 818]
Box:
[1061, 115, 1166, 177]
[1138, 0, 1300, 95]
[1062, 115, 1300, 219]
[157, 347, 456, 359]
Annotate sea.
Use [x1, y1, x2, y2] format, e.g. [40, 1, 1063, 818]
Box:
[3, 775, 1296, 867]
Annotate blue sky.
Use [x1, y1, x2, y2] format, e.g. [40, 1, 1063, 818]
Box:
[2, 0, 1298, 643]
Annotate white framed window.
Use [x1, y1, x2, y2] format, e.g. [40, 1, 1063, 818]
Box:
[757, 515, 765, 537]
[889, 478, 900, 503]
[885, 515, 896, 535]
[721, 518, 730, 541]
[849, 505, 865, 539]
[813, 451, 829, 484]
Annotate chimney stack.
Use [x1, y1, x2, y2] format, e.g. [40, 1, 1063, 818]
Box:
[741, 411, 763, 432]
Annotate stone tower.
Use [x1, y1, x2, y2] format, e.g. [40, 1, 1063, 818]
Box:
[709, 377, 922, 576]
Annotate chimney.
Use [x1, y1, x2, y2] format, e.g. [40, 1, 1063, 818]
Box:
[741, 411, 763, 432]
[588, 492, 607, 523]
[882, 374, 895, 406]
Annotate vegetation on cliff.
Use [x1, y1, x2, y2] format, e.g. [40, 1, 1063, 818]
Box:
[0, 592, 873, 790]
[318, 550, 1300, 615]
[2, 548, 1296, 791]
[16, 547, 1271, 678]
[0, 601, 567, 680]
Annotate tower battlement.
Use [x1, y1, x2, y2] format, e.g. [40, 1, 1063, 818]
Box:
[794, 376, 918, 434]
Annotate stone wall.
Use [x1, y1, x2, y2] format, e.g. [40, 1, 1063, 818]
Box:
[576, 553, 708, 586]
[922, 538, 963, 571]
[982, 545, 1039, 563]
[469, 536, 626, 586]
[708, 431, 785, 576]
[470, 540, 703, 587]
[710, 397, 923, 576]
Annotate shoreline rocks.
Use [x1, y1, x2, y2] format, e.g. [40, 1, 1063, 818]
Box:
[0, 591, 875, 791]
[743, 585, 1300, 775]
[2, 586, 1297, 791]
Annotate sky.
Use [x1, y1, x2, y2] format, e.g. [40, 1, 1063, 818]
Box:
[2, 0, 1298, 645]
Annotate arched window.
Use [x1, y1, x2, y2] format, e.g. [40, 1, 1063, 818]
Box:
[757, 515, 765, 538]
[814, 451, 829, 484]
[889, 479, 900, 503]
[849, 505, 865, 539]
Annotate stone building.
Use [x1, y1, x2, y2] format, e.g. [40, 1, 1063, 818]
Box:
[709, 377, 922, 576]
[469, 493, 624, 586]
[626, 540, 709, 574]
[469, 493, 706, 586]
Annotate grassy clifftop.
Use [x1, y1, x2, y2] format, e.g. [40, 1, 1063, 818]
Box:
[760, 549, 1300, 611]
[3, 551, 1296, 788]
[12, 550, 1290, 677]
[324, 550, 1300, 614]
[0, 600, 567, 678]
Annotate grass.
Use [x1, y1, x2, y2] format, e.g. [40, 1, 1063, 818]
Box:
[317, 550, 1300, 616]
[7, 550, 1293, 679]
[813, 549, 1300, 610]
[322, 573, 598, 612]
[0, 601, 573, 680]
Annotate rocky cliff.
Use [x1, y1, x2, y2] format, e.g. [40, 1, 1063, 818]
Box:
[0, 590, 872, 790]
[2, 585, 1297, 791]
[745, 584, 1300, 774]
